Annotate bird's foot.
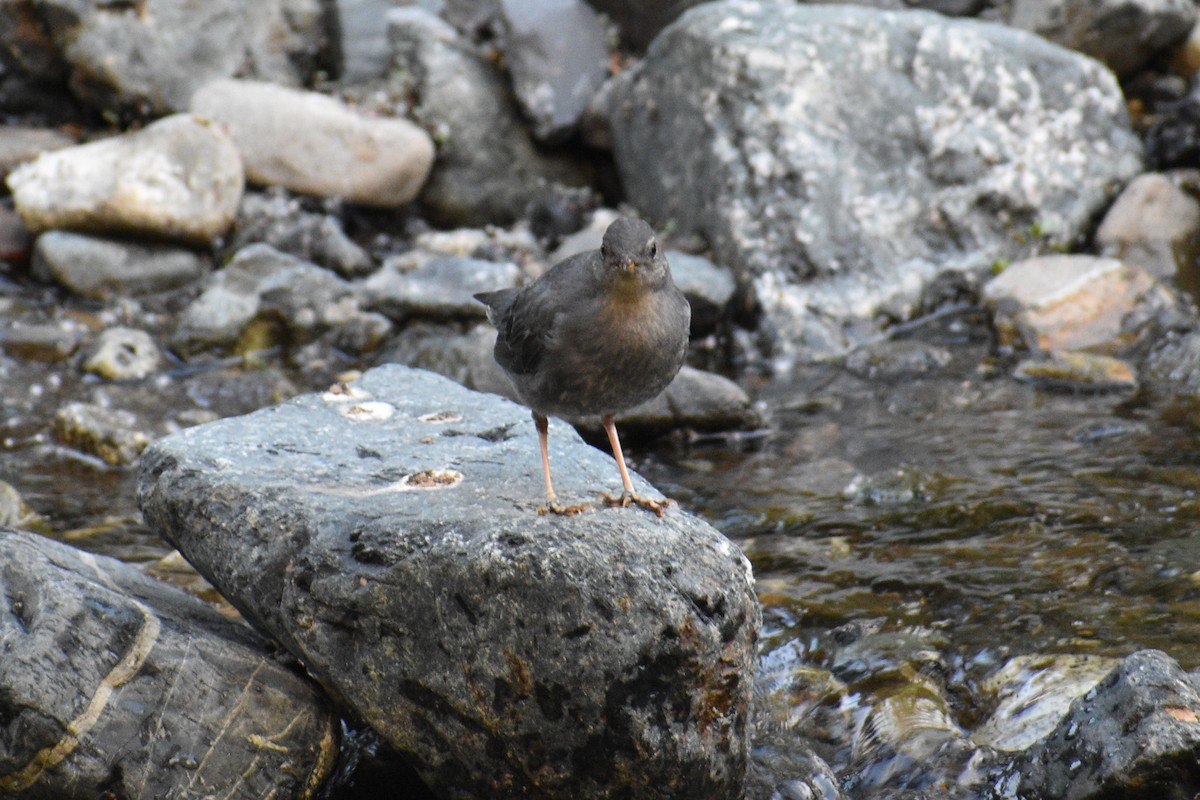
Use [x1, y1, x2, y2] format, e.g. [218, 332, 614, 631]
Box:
[600, 492, 675, 517]
[537, 500, 593, 516]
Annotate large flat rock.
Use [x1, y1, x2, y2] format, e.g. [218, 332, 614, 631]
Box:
[138, 365, 760, 799]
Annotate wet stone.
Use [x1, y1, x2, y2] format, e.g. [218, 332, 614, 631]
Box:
[54, 402, 151, 466]
[32, 230, 206, 299]
[1013, 351, 1139, 392]
[0, 529, 338, 798]
[83, 327, 163, 381]
[173, 243, 356, 354]
[1004, 649, 1200, 799]
[0, 321, 83, 362]
[972, 653, 1119, 753]
[138, 364, 760, 800]
[363, 255, 522, 321]
[983, 255, 1177, 355]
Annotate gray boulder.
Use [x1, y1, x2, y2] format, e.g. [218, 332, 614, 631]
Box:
[583, 0, 707, 50]
[387, 7, 591, 226]
[1001, 649, 1200, 799]
[496, 0, 610, 142]
[1010, 0, 1196, 76]
[0, 0, 324, 114]
[138, 364, 760, 799]
[0, 529, 337, 799]
[607, 2, 1143, 362]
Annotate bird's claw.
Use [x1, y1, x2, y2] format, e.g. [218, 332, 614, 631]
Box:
[538, 500, 592, 516]
[601, 492, 675, 517]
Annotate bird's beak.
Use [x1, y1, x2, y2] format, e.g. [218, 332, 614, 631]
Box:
[624, 260, 636, 273]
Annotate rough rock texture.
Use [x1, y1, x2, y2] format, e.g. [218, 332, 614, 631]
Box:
[0, 529, 338, 799]
[388, 7, 591, 226]
[173, 243, 357, 354]
[497, 0, 610, 142]
[0, 0, 324, 114]
[230, 190, 374, 278]
[7, 114, 244, 245]
[583, 0, 708, 50]
[138, 365, 760, 800]
[191, 79, 434, 206]
[32, 230, 206, 299]
[1001, 649, 1200, 799]
[982, 255, 1178, 355]
[1010, 0, 1196, 76]
[83, 327, 163, 381]
[607, 2, 1143, 362]
[363, 255, 522, 322]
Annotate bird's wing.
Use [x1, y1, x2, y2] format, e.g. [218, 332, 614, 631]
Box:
[489, 252, 594, 376]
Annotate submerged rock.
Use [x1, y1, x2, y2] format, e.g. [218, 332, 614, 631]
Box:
[0, 529, 337, 799]
[54, 402, 151, 465]
[1000, 649, 1200, 799]
[7, 114, 244, 245]
[608, 2, 1142, 361]
[138, 364, 760, 799]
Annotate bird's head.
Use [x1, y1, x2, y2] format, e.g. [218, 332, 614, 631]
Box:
[600, 217, 670, 289]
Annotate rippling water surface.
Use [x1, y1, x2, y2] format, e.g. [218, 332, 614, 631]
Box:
[5, 297, 1200, 797]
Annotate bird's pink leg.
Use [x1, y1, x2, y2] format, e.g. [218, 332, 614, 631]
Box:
[600, 415, 674, 516]
[534, 413, 590, 516]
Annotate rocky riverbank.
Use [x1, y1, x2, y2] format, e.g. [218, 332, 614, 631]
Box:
[4, 0, 1200, 798]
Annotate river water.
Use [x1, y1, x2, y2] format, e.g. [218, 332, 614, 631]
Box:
[4, 285, 1199, 796]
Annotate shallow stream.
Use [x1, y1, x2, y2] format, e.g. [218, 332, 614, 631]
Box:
[4, 286, 1199, 797]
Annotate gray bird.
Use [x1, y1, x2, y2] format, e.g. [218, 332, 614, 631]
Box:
[475, 216, 691, 515]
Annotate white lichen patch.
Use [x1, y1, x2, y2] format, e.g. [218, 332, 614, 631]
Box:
[321, 381, 372, 403]
[337, 401, 395, 421]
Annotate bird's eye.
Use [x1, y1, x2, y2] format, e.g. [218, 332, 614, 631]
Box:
[601, 244, 609, 259]
[648, 240, 658, 258]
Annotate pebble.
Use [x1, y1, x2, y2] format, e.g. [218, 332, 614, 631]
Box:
[0, 321, 83, 362]
[190, 78, 434, 206]
[1013, 351, 1138, 391]
[32, 231, 206, 299]
[6, 114, 244, 245]
[84, 327, 163, 381]
[54, 402, 151, 465]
